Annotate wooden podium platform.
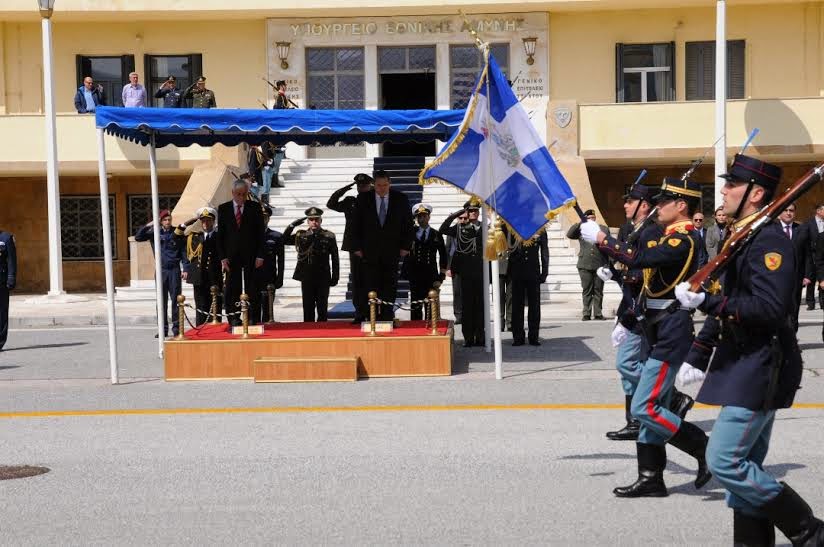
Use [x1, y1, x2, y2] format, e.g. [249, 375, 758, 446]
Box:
[164, 321, 453, 381]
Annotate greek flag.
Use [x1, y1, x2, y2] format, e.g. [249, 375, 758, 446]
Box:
[420, 53, 576, 239]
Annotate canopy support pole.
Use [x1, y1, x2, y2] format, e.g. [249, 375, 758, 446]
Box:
[715, 0, 727, 209]
[149, 132, 165, 356]
[481, 207, 491, 352]
[489, 212, 503, 379]
[96, 128, 119, 384]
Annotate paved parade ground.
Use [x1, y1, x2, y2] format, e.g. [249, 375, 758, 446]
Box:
[1, 311, 824, 545]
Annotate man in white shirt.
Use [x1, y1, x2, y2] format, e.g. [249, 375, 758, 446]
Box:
[122, 72, 147, 108]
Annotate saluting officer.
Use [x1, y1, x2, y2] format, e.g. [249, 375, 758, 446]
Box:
[0, 228, 17, 351]
[506, 225, 548, 346]
[440, 198, 485, 347]
[402, 203, 447, 321]
[135, 209, 188, 337]
[327, 173, 374, 323]
[183, 76, 216, 108]
[175, 207, 221, 326]
[255, 204, 285, 323]
[580, 177, 711, 498]
[283, 207, 339, 322]
[677, 154, 823, 546]
[154, 75, 184, 108]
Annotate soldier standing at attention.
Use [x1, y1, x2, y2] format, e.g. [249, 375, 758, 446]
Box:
[567, 209, 609, 320]
[183, 76, 216, 108]
[327, 173, 374, 323]
[282, 207, 339, 322]
[677, 155, 823, 546]
[175, 207, 221, 326]
[402, 203, 447, 321]
[439, 198, 484, 347]
[0, 228, 17, 351]
[255, 204, 285, 323]
[507, 226, 548, 346]
[135, 209, 188, 337]
[580, 178, 711, 498]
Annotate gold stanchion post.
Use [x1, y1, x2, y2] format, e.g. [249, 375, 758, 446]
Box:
[433, 281, 442, 321]
[368, 290, 378, 336]
[428, 289, 438, 335]
[266, 283, 276, 324]
[175, 294, 186, 340]
[209, 285, 220, 325]
[240, 293, 250, 338]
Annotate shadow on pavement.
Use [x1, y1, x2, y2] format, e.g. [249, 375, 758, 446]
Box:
[1, 342, 89, 352]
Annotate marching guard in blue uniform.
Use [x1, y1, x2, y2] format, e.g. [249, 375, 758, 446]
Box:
[580, 177, 711, 497]
[601, 183, 695, 441]
[677, 154, 823, 547]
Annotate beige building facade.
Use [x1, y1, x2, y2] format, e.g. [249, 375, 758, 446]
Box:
[1, 0, 823, 291]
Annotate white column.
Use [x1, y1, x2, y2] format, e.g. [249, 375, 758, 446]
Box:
[149, 133, 165, 356]
[489, 212, 503, 379]
[97, 129, 119, 384]
[714, 0, 727, 209]
[42, 16, 64, 295]
[481, 207, 491, 352]
[364, 44, 380, 158]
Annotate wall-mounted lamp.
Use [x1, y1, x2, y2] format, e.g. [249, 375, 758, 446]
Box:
[37, 0, 56, 18]
[522, 36, 537, 66]
[276, 41, 291, 70]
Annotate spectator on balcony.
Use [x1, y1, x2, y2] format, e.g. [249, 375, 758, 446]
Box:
[74, 77, 106, 114]
[122, 72, 147, 108]
[154, 75, 184, 108]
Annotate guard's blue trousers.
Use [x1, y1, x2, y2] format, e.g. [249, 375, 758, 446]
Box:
[616, 330, 646, 396]
[706, 406, 783, 516]
[630, 357, 682, 445]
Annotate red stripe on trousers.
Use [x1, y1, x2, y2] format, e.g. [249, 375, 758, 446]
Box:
[647, 361, 679, 434]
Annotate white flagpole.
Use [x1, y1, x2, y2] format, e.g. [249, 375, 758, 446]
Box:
[489, 213, 503, 379]
[714, 0, 727, 209]
[149, 132, 165, 357]
[97, 128, 119, 384]
[482, 206, 491, 352]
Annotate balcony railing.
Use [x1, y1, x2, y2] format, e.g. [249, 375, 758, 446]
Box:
[578, 97, 824, 164]
[0, 113, 210, 175]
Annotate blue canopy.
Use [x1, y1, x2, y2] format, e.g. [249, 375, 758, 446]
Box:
[95, 106, 465, 148]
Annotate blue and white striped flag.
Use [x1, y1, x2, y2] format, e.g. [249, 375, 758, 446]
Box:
[420, 53, 576, 239]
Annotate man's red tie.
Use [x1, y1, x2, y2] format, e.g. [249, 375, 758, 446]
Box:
[235, 205, 242, 227]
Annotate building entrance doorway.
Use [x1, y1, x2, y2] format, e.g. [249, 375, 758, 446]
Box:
[378, 46, 437, 157]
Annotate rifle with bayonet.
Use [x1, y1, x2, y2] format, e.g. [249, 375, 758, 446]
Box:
[261, 77, 300, 109]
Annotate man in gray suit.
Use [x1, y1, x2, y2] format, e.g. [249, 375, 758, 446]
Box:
[567, 209, 609, 320]
[704, 206, 727, 260]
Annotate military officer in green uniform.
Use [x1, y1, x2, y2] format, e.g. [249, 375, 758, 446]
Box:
[282, 207, 339, 322]
[567, 209, 609, 320]
[183, 76, 216, 109]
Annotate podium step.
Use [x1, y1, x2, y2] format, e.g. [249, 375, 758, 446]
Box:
[253, 356, 358, 383]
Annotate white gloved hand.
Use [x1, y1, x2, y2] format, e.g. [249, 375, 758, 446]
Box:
[611, 323, 630, 348]
[597, 266, 613, 282]
[677, 362, 706, 387]
[579, 220, 602, 244]
[675, 281, 706, 309]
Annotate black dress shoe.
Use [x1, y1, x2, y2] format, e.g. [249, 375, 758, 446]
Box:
[594, 315, 606, 320]
[807, 304, 816, 311]
[512, 339, 525, 347]
[528, 338, 541, 346]
[582, 316, 591, 321]
[614, 443, 668, 498]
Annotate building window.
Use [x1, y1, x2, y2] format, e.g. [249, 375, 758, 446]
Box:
[76, 55, 135, 107]
[450, 43, 509, 109]
[145, 54, 203, 107]
[379, 46, 436, 73]
[686, 40, 745, 100]
[615, 43, 675, 103]
[306, 47, 365, 110]
[61, 196, 116, 260]
[127, 194, 181, 243]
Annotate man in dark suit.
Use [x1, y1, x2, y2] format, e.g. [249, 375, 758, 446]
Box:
[254, 204, 286, 323]
[217, 180, 266, 325]
[401, 203, 447, 321]
[804, 204, 824, 310]
[0, 228, 16, 351]
[351, 170, 414, 321]
[507, 227, 549, 346]
[778, 203, 812, 330]
[175, 207, 222, 325]
[692, 212, 709, 267]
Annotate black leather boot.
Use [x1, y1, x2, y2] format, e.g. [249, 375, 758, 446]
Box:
[668, 420, 712, 489]
[670, 388, 695, 420]
[606, 395, 640, 441]
[733, 511, 775, 547]
[761, 483, 824, 547]
[613, 443, 668, 498]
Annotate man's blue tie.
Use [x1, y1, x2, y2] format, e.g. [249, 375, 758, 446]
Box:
[379, 197, 387, 227]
